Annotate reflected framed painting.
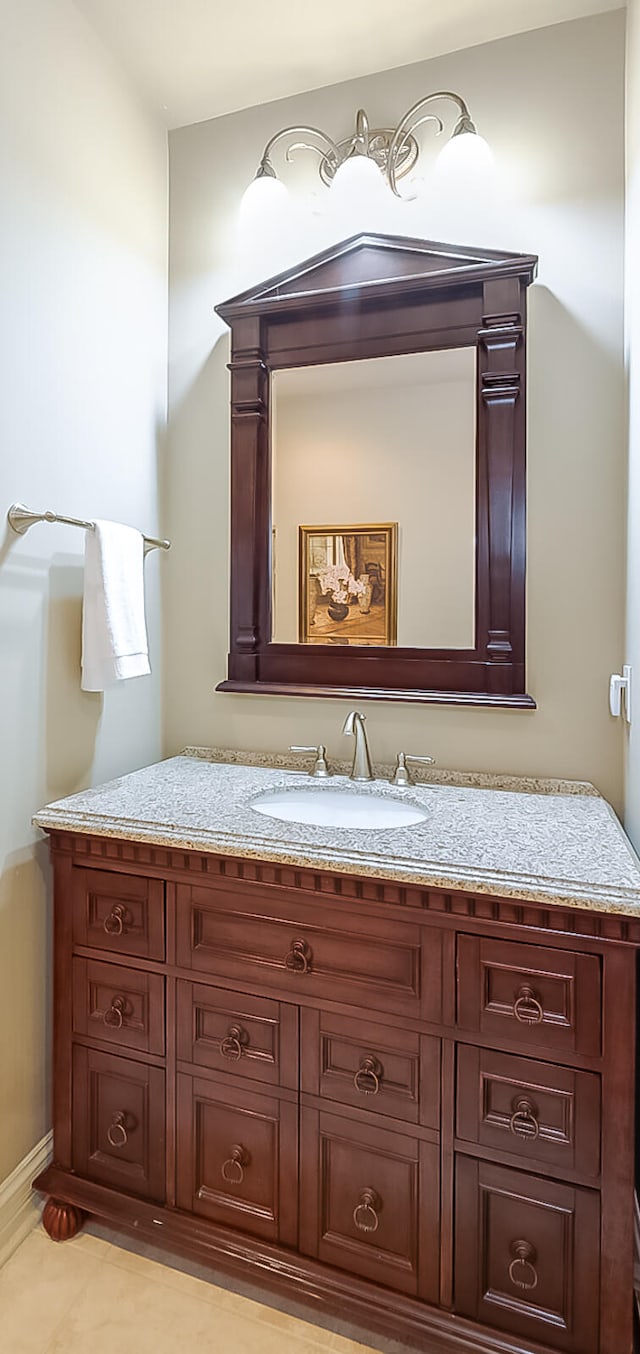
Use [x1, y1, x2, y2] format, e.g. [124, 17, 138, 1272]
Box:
[298, 523, 397, 646]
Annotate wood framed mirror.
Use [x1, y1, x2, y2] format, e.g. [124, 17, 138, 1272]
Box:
[216, 232, 537, 707]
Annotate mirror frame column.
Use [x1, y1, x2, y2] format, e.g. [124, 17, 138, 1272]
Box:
[228, 315, 271, 684]
[478, 275, 526, 698]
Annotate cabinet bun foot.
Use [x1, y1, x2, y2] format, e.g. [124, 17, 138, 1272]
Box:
[42, 1197, 85, 1242]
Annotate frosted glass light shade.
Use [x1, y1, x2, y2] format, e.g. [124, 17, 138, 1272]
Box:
[327, 154, 393, 235]
[329, 154, 389, 206]
[435, 130, 494, 175]
[239, 173, 290, 225]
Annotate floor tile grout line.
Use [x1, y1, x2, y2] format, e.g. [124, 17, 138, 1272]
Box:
[37, 1263, 101, 1354]
[95, 1240, 256, 1308]
[23, 1229, 379, 1354]
[80, 1239, 371, 1351]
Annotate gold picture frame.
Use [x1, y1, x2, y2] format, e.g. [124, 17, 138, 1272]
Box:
[298, 523, 398, 646]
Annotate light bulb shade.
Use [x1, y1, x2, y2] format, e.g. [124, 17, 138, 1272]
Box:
[329, 153, 388, 205]
[239, 172, 290, 225]
[434, 130, 494, 176]
[326, 154, 393, 235]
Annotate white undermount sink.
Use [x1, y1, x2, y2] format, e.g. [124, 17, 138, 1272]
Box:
[251, 786, 428, 830]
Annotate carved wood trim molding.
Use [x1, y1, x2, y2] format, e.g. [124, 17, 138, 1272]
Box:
[48, 832, 640, 945]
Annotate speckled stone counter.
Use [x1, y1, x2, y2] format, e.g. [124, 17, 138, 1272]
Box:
[32, 749, 640, 917]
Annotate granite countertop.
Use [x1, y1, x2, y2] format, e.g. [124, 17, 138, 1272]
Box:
[32, 748, 640, 917]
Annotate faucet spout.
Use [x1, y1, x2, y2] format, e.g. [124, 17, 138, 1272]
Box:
[342, 710, 374, 781]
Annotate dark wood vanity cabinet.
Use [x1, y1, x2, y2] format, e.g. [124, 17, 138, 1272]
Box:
[36, 833, 638, 1354]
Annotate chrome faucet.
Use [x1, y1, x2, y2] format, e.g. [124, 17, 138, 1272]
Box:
[342, 710, 374, 781]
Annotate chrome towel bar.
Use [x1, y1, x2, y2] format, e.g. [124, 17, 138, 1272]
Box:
[7, 503, 170, 552]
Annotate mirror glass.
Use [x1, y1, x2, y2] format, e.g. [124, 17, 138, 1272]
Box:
[271, 348, 476, 649]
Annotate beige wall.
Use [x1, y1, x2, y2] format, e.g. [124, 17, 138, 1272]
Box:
[625, 0, 640, 848]
[272, 352, 476, 648]
[0, 0, 167, 1179]
[166, 11, 626, 809]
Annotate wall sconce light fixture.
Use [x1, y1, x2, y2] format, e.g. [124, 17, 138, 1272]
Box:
[241, 92, 492, 217]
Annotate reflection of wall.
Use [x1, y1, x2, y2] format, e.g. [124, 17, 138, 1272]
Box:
[626, 0, 640, 849]
[166, 11, 625, 811]
[272, 356, 475, 647]
[0, 3, 167, 1184]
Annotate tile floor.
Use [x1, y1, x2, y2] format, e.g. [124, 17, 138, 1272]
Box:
[0, 1222, 400, 1354]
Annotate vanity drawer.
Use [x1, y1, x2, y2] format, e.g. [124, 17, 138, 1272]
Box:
[454, 1158, 599, 1353]
[72, 958, 165, 1056]
[300, 1107, 439, 1300]
[176, 1073, 298, 1246]
[176, 981, 298, 1090]
[457, 936, 601, 1057]
[176, 883, 437, 1021]
[72, 868, 165, 962]
[301, 1008, 440, 1128]
[72, 1046, 165, 1201]
[456, 1046, 601, 1178]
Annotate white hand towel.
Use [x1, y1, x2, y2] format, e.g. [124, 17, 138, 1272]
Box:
[81, 520, 150, 692]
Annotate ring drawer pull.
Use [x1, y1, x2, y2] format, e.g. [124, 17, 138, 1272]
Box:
[354, 1056, 382, 1096]
[513, 984, 544, 1025]
[353, 1188, 381, 1234]
[103, 995, 126, 1029]
[285, 938, 312, 975]
[103, 904, 128, 937]
[221, 1144, 248, 1185]
[509, 1097, 540, 1140]
[508, 1239, 539, 1291]
[106, 1111, 129, 1148]
[220, 1025, 247, 1061]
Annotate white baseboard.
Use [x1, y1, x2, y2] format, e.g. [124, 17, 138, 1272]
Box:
[0, 1131, 53, 1268]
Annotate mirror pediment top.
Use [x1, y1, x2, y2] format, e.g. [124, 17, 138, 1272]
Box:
[216, 233, 538, 322]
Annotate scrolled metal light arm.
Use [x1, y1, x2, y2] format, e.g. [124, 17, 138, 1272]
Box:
[387, 91, 475, 197]
[257, 124, 342, 179]
[246, 91, 481, 198]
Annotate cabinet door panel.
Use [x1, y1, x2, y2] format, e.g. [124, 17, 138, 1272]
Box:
[73, 958, 165, 1056]
[456, 1046, 600, 1178]
[176, 1074, 297, 1245]
[455, 1158, 599, 1352]
[300, 1107, 439, 1300]
[301, 1008, 439, 1128]
[72, 868, 165, 961]
[72, 1046, 165, 1201]
[176, 883, 439, 1021]
[457, 936, 601, 1057]
[176, 982, 298, 1090]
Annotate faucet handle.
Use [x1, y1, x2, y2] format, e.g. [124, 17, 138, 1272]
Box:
[391, 752, 435, 787]
[289, 745, 330, 778]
